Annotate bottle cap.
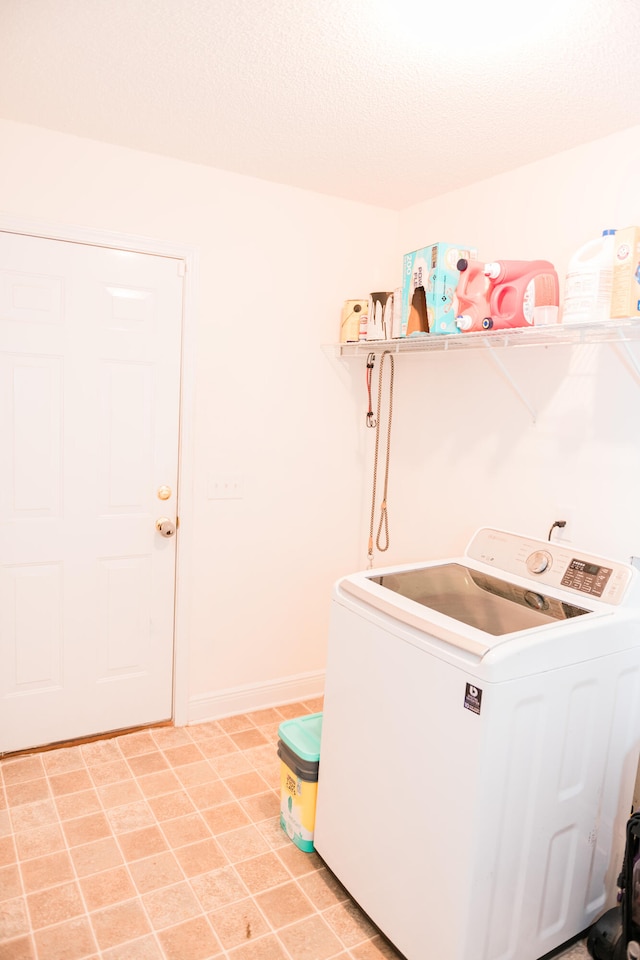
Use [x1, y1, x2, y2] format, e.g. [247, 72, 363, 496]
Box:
[455, 314, 473, 331]
[456, 259, 469, 272]
[482, 317, 494, 329]
[483, 262, 501, 280]
[602, 229, 617, 236]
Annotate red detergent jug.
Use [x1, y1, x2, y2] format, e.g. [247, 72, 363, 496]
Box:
[454, 258, 492, 331]
[482, 260, 559, 330]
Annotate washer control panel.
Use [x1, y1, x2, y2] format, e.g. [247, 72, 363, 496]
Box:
[466, 528, 633, 606]
[560, 558, 612, 597]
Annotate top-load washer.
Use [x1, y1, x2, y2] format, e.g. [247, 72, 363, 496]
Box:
[313, 528, 640, 960]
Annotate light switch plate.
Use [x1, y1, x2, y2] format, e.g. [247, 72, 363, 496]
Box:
[208, 475, 243, 500]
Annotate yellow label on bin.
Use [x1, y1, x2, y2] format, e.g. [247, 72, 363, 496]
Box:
[280, 761, 318, 852]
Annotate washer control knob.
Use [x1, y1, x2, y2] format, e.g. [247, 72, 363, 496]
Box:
[527, 550, 552, 575]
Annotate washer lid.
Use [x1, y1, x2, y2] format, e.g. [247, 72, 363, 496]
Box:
[368, 563, 590, 637]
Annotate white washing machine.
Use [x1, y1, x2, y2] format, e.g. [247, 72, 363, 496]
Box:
[314, 528, 640, 960]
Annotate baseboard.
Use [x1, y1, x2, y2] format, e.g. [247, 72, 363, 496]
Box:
[186, 670, 325, 725]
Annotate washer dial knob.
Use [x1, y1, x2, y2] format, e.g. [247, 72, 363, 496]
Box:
[527, 550, 552, 575]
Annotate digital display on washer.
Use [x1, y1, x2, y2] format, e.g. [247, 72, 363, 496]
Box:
[370, 563, 591, 636]
[561, 559, 612, 597]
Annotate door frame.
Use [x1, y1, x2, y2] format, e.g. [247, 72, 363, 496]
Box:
[0, 213, 197, 728]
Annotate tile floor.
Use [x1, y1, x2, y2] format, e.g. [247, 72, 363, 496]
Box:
[0, 700, 589, 960]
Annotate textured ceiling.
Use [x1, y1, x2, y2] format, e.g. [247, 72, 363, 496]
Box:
[1, 0, 640, 209]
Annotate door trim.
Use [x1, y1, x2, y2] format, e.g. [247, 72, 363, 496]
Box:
[0, 213, 197, 727]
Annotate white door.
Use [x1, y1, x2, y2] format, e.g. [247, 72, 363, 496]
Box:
[0, 231, 184, 754]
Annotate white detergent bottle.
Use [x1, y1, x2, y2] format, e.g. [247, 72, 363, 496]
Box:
[563, 228, 616, 323]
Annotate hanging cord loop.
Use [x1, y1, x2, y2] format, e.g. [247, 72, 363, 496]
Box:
[365, 352, 376, 427]
[367, 350, 395, 567]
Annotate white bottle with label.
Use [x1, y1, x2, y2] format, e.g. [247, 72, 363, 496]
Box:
[562, 229, 616, 324]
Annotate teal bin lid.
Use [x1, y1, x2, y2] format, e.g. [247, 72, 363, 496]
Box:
[277, 712, 322, 762]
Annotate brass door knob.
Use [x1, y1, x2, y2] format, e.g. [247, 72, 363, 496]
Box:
[156, 517, 176, 538]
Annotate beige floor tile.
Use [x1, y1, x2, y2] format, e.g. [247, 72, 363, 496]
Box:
[1, 757, 45, 786]
[217, 714, 254, 735]
[0, 897, 30, 940]
[151, 727, 194, 750]
[101, 934, 164, 959]
[196, 734, 239, 759]
[80, 739, 123, 766]
[0, 810, 9, 839]
[0, 833, 22, 865]
[202, 800, 251, 835]
[0, 934, 37, 959]
[88, 760, 131, 787]
[20, 850, 75, 893]
[190, 865, 249, 912]
[14, 823, 65, 861]
[105, 800, 155, 835]
[157, 915, 223, 959]
[227, 933, 289, 959]
[188, 720, 224, 741]
[298, 867, 350, 909]
[98, 778, 143, 808]
[173, 836, 227, 877]
[126, 753, 169, 777]
[137, 769, 182, 799]
[173, 760, 219, 788]
[277, 914, 344, 960]
[127, 851, 184, 894]
[62, 811, 112, 847]
[275, 702, 309, 720]
[247, 708, 284, 727]
[0, 864, 23, 901]
[69, 837, 123, 877]
[217, 824, 270, 863]
[162, 744, 204, 767]
[33, 916, 98, 960]
[148, 790, 195, 821]
[116, 825, 168, 861]
[48, 769, 93, 797]
[90, 899, 151, 950]
[208, 896, 269, 949]
[186, 779, 234, 811]
[5, 780, 50, 808]
[211, 753, 253, 779]
[41, 747, 84, 776]
[303, 697, 324, 713]
[255, 816, 291, 850]
[350, 936, 406, 959]
[230, 729, 269, 751]
[277, 842, 323, 877]
[9, 799, 58, 833]
[80, 865, 137, 911]
[141, 880, 201, 929]
[323, 900, 378, 948]
[26, 880, 84, 929]
[240, 790, 280, 823]
[159, 812, 211, 848]
[225, 771, 270, 800]
[234, 851, 290, 893]
[255, 879, 315, 928]
[117, 732, 157, 758]
[54, 789, 101, 821]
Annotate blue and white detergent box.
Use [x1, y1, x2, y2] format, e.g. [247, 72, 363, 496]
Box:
[402, 242, 477, 335]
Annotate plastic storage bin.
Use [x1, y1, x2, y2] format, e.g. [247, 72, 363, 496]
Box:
[277, 712, 322, 852]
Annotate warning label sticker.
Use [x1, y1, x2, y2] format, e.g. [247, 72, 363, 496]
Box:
[464, 682, 483, 715]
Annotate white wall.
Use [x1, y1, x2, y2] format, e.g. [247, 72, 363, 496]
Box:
[387, 124, 640, 565]
[0, 119, 399, 720]
[4, 117, 640, 723]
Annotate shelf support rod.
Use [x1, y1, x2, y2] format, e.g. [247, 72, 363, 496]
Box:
[484, 342, 537, 423]
[612, 334, 640, 385]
